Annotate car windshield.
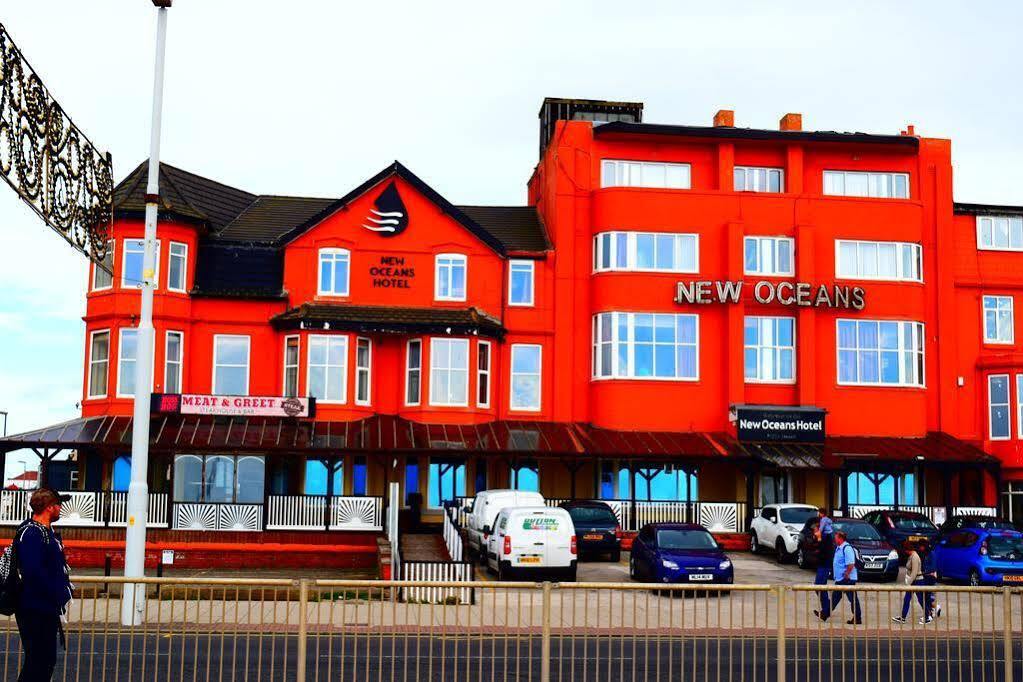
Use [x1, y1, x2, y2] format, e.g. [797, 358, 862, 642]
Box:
[569, 507, 618, 525]
[656, 529, 717, 551]
[834, 521, 882, 541]
[780, 508, 818, 524]
[966, 519, 1016, 530]
[987, 536, 1023, 560]
[892, 514, 936, 531]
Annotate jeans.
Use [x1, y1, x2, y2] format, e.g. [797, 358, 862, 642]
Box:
[901, 578, 934, 618]
[814, 565, 832, 618]
[831, 578, 862, 622]
[16, 609, 60, 682]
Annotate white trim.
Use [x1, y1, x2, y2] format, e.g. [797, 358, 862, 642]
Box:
[743, 315, 797, 384]
[834, 239, 923, 283]
[734, 166, 784, 193]
[600, 159, 692, 189]
[355, 336, 372, 406]
[306, 334, 348, 404]
[86, 329, 110, 399]
[976, 215, 1023, 252]
[591, 312, 700, 382]
[989, 373, 1011, 441]
[822, 170, 910, 199]
[121, 238, 160, 290]
[283, 335, 300, 398]
[317, 248, 351, 297]
[405, 339, 422, 406]
[163, 330, 184, 394]
[982, 295, 1015, 345]
[1016, 374, 1023, 440]
[477, 340, 492, 408]
[508, 260, 535, 307]
[743, 236, 795, 277]
[167, 241, 189, 293]
[509, 343, 542, 412]
[116, 327, 149, 398]
[428, 337, 470, 407]
[90, 239, 114, 291]
[835, 319, 925, 388]
[212, 334, 251, 396]
[593, 232, 699, 274]
[434, 253, 467, 302]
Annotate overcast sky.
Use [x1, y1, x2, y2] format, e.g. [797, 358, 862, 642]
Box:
[0, 1, 1020, 476]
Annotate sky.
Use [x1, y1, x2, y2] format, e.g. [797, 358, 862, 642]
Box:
[0, 1, 1021, 478]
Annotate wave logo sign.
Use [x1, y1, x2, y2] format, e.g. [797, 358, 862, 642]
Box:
[362, 181, 409, 237]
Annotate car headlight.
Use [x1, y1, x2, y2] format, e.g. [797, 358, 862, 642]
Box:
[888, 550, 899, 561]
[661, 559, 679, 570]
[718, 560, 732, 570]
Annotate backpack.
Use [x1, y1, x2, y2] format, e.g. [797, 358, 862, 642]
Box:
[0, 523, 28, 616]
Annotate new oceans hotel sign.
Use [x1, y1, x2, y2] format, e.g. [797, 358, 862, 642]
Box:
[675, 280, 866, 310]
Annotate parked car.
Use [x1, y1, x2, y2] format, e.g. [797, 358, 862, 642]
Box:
[938, 515, 1015, 535]
[485, 506, 577, 581]
[629, 523, 734, 586]
[559, 500, 622, 562]
[933, 528, 1023, 586]
[749, 504, 818, 563]
[463, 489, 545, 564]
[795, 517, 899, 582]
[860, 510, 940, 561]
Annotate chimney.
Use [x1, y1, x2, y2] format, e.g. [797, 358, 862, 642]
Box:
[713, 109, 734, 127]
[779, 113, 802, 132]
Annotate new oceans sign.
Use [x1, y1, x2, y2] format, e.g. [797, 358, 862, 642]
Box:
[732, 406, 826, 443]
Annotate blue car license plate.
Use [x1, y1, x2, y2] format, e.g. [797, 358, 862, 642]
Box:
[689, 574, 713, 581]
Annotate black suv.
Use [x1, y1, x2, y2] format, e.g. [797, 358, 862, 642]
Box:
[559, 500, 622, 562]
[796, 517, 899, 582]
[860, 510, 939, 562]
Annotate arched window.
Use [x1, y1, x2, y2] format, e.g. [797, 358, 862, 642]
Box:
[173, 455, 203, 503]
[112, 455, 131, 492]
[510, 462, 539, 492]
[236, 456, 265, 504]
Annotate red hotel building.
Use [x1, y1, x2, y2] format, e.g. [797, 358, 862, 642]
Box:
[1, 98, 1018, 566]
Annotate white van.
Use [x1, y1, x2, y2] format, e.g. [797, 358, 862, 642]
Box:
[485, 506, 577, 581]
[463, 489, 545, 563]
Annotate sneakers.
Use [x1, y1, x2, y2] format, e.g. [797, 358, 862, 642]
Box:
[891, 616, 907, 624]
[813, 609, 828, 622]
[935, 604, 943, 619]
[847, 618, 862, 625]
[918, 616, 934, 625]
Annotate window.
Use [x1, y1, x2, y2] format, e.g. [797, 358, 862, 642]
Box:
[509, 260, 535, 306]
[510, 344, 542, 411]
[760, 473, 789, 506]
[167, 242, 188, 292]
[477, 341, 491, 408]
[173, 454, 265, 504]
[87, 330, 110, 398]
[744, 317, 795, 383]
[117, 328, 139, 397]
[429, 338, 469, 406]
[404, 459, 420, 505]
[510, 461, 539, 492]
[121, 238, 160, 289]
[734, 166, 783, 193]
[1017, 375, 1023, 439]
[983, 296, 1014, 344]
[307, 335, 347, 403]
[112, 455, 131, 492]
[823, 171, 909, 199]
[405, 339, 422, 406]
[428, 459, 466, 508]
[836, 319, 924, 387]
[632, 466, 698, 502]
[977, 216, 1023, 251]
[989, 374, 1010, 440]
[593, 232, 698, 273]
[164, 331, 183, 394]
[283, 336, 300, 397]
[91, 240, 113, 291]
[835, 240, 922, 282]
[304, 460, 342, 496]
[317, 248, 350, 296]
[846, 472, 917, 505]
[355, 337, 371, 405]
[212, 335, 250, 396]
[601, 160, 691, 189]
[744, 237, 794, 276]
[593, 312, 699, 380]
[435, 254, 467, 301]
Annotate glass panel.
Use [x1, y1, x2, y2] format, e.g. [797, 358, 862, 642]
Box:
[236, 457, 265, 504]
[204, 456, 235, 503]
[636, 235, 655, 269]
[173, 455, 203, 503]
[838, 242, 857, 277]
[744, 238, 758, 272]
[655, 235, 675, 269]
[777, 240, 792, 273]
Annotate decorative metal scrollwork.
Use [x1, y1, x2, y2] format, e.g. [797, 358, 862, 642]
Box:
[0, 22, 113, 268]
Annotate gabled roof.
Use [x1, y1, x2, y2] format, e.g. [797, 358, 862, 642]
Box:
[216, 195, 336, 242]
[456, 205, 549, 252]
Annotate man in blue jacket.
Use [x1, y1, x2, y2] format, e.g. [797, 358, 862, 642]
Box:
[15, 488, 72, 681]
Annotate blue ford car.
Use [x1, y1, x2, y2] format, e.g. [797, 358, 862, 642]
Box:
[629, 523, 734, 586]
[933, 528, 1023, 586]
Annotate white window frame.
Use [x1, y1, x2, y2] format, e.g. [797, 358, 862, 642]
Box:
[509, 344, 542, 412]
[477, 340, 492, 408]
[121, 238, 160, 290]
[744, 316, 797, 384]
[355, 337, 372, 406]
[283, 335, 300, 398]
[600, 159, 692, 189]
[167, 241, 188, 293]
[91, 240, 114, 291]
[835, 239, 923, 283]
[508, 260, 535, 307]
[835, 319, 925, 388]
[317, 248, 351, 297]
[977, 215, 1023, 252]
[744, 236, 795, 277]
[983, 295, 1014, 345]
[306, 334, 348, 404]
[164, 330, 184, 394]
[593, 232, 699, 274]
[116, 328, 140, 398]
[823, 170, 910, 199]
[592, 312, 700, 382]
[86, 329, 110, 399]
[405, 339, 422, 406]
[734, 166, 784, 193]
[428, 337, 470, 407]
[1017, 375, 1023, 440]
[212, 334, 251, 396]
[989, 374, 1011, 441]
[434, 254, 467, 302]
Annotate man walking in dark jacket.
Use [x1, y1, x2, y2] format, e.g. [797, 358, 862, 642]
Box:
[15, 489, 72, 681]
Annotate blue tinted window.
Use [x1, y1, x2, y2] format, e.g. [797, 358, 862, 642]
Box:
[304, 460, 342, 496]
[428, 461, 466, 508]
[404, 460, 419, 504]
[112, 456, 131, 492]
[353, 457, 367, 496]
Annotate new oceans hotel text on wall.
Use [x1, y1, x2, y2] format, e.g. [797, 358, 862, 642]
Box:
[675, 280, 866, 310]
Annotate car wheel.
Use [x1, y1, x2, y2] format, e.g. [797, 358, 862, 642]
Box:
[969, 569, 982, 587]
[796, 548, 807, 569]
[498, 562, 510, 582]
[564, 567, 577, 583]
[610, 550, 621, 564]
[750, 532, 760, 554]
[776, 540, 791, 564]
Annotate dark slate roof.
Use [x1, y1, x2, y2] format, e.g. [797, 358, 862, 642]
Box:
[455, 205, 549, 252]
[191, 241, 286, 299]
[216, 195, 336, 242]
[270, 303, 505, 339]
[954, 202, 1023, 216]
[593, 121, 920, 148]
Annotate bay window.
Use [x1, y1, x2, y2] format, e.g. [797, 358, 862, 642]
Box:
[168, 242, 188, 292]
[121, 238, 160, 289]
[308, 335, 347, 403]
[355, 337, 371, 405]
[405, 339, 422, 406]
[91, 240, 113, 291]
[117, 328, 139, 397]
[836, 319, 924, 387]
[87, 330, 110, 398]
[593, 312, 699, 380]
[429, 338, 469, 406]
[477, 341, 491, 408]
[283, 336, 300, 397]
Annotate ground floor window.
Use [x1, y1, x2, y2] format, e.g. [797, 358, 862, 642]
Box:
[760, 472, 789, 506]
[1003, 481, 1023, 524]
[174, 454, 264, 504]
[112, 455, 131, 492]
[428, 459, 466, 508]
[598, 461, 698, 502]
[846, 471, 917, 505]
[405, 459, 420, 505]
[304, 459, 343, 496]
[510, 461, 539, 492]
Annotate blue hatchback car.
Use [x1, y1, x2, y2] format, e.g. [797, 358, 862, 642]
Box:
[629, 523, 734, 585]
[933, 527, 1023, 586]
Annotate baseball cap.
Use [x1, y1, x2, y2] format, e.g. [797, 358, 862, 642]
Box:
[29, 488, 71, 514]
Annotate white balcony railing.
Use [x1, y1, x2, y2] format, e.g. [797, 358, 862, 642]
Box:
[264, 495, 383, 531]
[0, 490, 168, 528]
[107, 492, 169, 528]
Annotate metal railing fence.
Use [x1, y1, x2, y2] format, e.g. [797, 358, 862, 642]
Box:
[0, 576, 1018, 681]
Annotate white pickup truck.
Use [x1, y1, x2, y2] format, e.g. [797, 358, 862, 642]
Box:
[749, 504, 818, 563]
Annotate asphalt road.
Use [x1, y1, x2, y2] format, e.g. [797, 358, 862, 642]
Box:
[0, 632, 1015, 681]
